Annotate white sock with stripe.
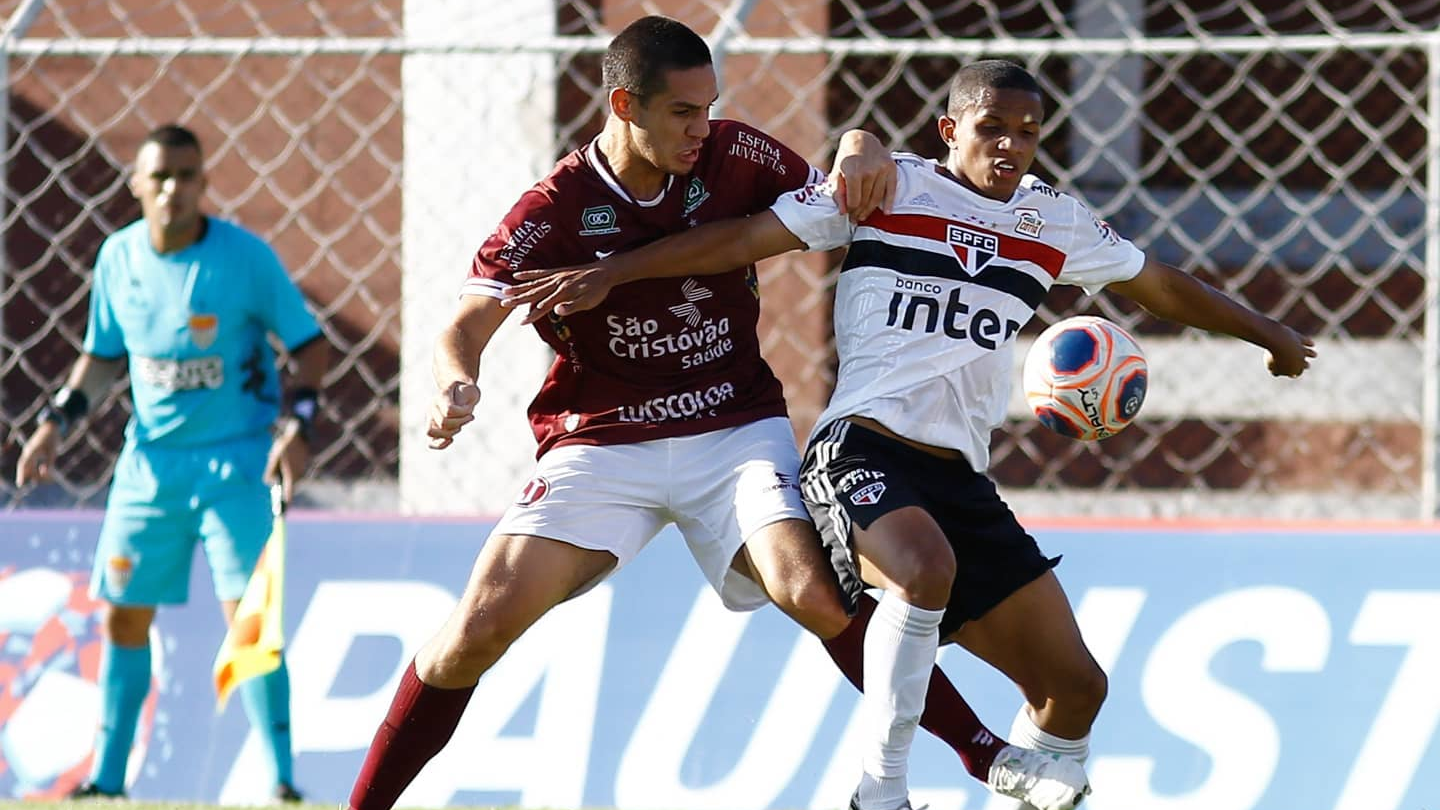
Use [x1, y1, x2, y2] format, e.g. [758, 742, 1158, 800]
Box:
[853, 591, 944, 810]
[986, 706, 1091, 810]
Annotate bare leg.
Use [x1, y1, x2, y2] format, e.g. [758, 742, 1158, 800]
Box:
[951, 571, 1107, 739]
[349, 534, 617, 810]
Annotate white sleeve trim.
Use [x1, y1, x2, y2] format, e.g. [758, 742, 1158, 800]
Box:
[460, 277, 508, 299]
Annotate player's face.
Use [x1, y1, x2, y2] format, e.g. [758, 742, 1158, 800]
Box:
[939, 87, 1043, 201]
[629, 65, 717, 175]
[129, 141, 206, 237]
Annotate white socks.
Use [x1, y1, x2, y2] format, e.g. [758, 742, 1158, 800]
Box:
[1009, 705, 1090, 764]
[986, 706, 1091, 810]
[854, 592, 944, 810]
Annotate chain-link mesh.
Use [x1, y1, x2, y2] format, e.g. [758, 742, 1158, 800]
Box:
[2, 0, 1434, 517]
[2, 1, 405, 506]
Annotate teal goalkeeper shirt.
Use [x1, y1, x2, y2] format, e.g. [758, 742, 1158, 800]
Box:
[83, 217, 322, 448]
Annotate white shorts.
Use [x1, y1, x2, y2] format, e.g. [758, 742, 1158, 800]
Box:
[493, 416, 808, 610]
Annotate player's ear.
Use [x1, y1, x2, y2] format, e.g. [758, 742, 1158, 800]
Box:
[610, 87, 638, 122]
[937, 115, 958, 148]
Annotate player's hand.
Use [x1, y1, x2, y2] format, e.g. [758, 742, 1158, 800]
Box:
[264, 420, 311, 504]
[504, 265, 619, 324]
[428, 381, 480, 449]
[829, 133, 896, 222]
[15, 421, 61, 487]
[1262, 322, 1317, 378]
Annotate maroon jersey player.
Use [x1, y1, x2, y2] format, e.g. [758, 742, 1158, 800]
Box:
[461, 117, 806, 455]
[346, 18, 1087, 810]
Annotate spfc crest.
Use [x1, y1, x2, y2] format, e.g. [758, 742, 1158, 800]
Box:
[945, 225, 998, 276]
[849, 481, 887, 506]
[189, 313, 218, 349]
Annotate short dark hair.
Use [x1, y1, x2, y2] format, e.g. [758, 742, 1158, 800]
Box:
[947, 60, 1044, 117]
[602, 15, 712, 102]
[142, 124, 203, 154]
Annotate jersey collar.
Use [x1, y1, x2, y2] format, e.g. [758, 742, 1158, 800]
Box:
[586, 137, 673, 208]
[932, 162, 1020, 209]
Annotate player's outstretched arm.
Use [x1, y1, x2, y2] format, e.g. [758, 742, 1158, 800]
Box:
[428, 294, 511, 449]
[16, 353, 124, 486]
[1107, 257, 1317, 377]
[505, 211, 806, 324]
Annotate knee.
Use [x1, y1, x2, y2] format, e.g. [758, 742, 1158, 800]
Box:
[1075, 663, 1109, 714]
[769, 574, 852, 640]
[885, 541, 955, 610]
[103, 605, 153, 646]
[790, 590, 853, 640]
[1048, 659, 1108, 720]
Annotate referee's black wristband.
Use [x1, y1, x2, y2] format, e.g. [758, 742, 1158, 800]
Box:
[283, 386, 320, 442]
[38, 387, 89, 437]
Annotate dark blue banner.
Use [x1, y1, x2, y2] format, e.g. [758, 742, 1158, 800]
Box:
[2, 512, 1437, 810]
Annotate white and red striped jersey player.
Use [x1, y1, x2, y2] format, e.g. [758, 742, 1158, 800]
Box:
[770, 153, 1146, 470]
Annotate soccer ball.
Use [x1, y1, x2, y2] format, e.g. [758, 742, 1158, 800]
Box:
[1023, 315, 1147, 441]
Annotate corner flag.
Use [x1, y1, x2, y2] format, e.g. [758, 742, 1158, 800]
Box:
[214, 485, 288, 710]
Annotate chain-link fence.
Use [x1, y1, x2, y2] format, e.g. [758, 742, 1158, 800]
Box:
[3, 0, 1435, 518]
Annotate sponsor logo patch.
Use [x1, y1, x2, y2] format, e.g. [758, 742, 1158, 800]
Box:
[836, 468, 885, 492]
[730, 130, 787, 175]
[790, 182, 833, 206]
[668, 278, 714, 326]
[617, 381, 737, 423]
[1014, 207, 1045, 238]
[762, 472, 801, 494]
[1030, 180, 1060, 198]
[579, 205, 620, 236]
[605, 312, 734, 369]
[516, 477, 551, 506]
[1091, 215, 1121, 246]
[498, 219, 552, 271]
[132, 355, 223, 391]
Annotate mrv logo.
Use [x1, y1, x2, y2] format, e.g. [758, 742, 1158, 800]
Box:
[885, 280, 1021, 349]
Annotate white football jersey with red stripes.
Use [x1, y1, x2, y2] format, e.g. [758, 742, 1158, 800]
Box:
[771, 153, 1146, 470]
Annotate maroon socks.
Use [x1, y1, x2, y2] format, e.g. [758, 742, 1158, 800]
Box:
[348, 660, 476, 810]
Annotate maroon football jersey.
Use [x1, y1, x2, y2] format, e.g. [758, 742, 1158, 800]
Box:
[463, 120, 824, 457]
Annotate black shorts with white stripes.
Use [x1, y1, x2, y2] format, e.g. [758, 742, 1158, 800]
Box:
[800, 418, 1059, 638]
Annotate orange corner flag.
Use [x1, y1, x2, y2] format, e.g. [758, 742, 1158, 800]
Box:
[214, 485, 288, 710]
